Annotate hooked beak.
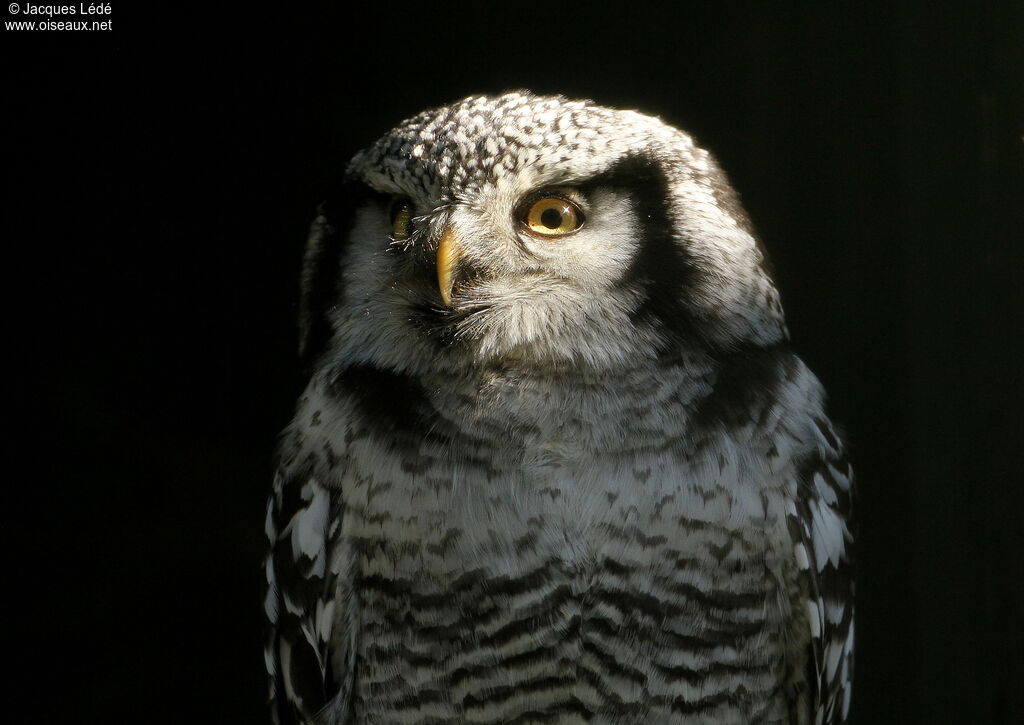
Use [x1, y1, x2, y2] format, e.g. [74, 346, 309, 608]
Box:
[436, 224, 461, 307]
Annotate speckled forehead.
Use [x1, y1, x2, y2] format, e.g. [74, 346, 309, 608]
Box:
[348, 93, 689, 203]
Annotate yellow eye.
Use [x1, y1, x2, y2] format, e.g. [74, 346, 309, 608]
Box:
[522, 197, 584, 237]
[390, 200, 413, 241]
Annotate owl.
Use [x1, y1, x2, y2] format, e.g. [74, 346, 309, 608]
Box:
[263, 92, 854, 725]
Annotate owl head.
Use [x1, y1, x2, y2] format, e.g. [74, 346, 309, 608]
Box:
[300, 92, 786, 378]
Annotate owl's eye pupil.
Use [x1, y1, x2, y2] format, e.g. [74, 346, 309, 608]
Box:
[522, 195, 584, 238]
[540, 208, 563, 229]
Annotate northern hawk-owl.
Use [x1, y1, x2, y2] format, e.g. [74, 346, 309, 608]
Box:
[263, 92, 854, 725]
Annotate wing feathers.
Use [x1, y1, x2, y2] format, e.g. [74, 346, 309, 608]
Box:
[265, 470, 345, 725]
[790, 417, 855, 725]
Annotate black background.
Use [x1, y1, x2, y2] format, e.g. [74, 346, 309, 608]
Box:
[4, 1, 1022, 723]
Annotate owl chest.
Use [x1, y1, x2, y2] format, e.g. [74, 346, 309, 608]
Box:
[344, 437, 653, 574]
[339, 439, 798, 722]
[341, 434, 792, 613]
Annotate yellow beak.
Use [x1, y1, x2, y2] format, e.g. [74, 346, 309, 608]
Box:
[436, 225, 460, 307]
